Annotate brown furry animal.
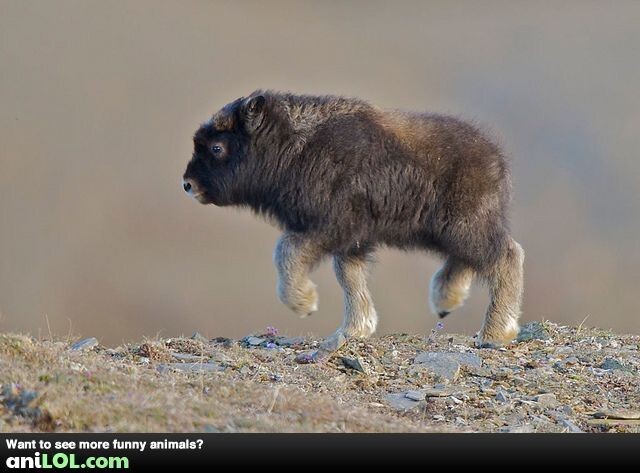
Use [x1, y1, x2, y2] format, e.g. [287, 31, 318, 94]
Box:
[182, 91, 524, 361]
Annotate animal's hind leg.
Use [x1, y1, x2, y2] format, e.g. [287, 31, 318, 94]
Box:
[429, 257, 474, 318]
[476, 237, 524, 348]
[273, 233, 324, 317]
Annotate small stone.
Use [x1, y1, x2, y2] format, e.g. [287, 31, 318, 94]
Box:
[341, 357, 365, 373]
[491, 367, 513, 380]
[495, 389, 509, 403]
[478, 378, 493, 388]
[2, 383, 20, 401]
[558, 418, 582, 433]
[534, 393, 558, 408]
[564, 356, 579, 365]
[70, 337, 98, 351]
[423, 387, 450, 397]
[426, 359, 459, 381]
[405, 390, 426, 401]
[517, 322, 550, 342]
[552, 361, 568, 372]
[466, 365, 492, 378]
[209, 351, 231, 363]
[190, 332, 208, 343]
[452, 352, 483, 368]
[414, 351, 482, 368]
[385, 393, 420, 411]
[480, 387, 496, 396]
[211, 337, 233, 347]
[504, 412, 526, 425]
[276, 336, 305, 347]
[171, 352, 207, 362]
[599, 358, 630, 372]
[559, 405, 574, 416]
[499, 425, 535, 433]
[413, 352, 481, 381]
[593, 409, 640, 420]
[246, 336, 265, 346]
[547, 412, 582, 433]
[157, 362, 222, 373]
[295, 351, 316, 364]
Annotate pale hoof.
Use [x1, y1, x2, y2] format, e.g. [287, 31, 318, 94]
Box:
[281, 282, 319, 318]
[475, 327, 518, 349]
[295, 331, 348, 364]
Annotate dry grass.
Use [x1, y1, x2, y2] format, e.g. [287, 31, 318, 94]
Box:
[1, 323, 638, 433]
[0, 333, 434, 432]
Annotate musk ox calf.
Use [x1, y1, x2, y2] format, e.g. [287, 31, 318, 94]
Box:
[183, 90, 524, 361]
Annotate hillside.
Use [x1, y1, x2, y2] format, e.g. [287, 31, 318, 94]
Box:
[1, 322, 638, 432]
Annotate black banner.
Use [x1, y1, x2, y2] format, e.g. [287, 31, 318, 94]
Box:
[0, 433, 636, 470]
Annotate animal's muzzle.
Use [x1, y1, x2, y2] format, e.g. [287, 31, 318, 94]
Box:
[182, 178, 196, 195]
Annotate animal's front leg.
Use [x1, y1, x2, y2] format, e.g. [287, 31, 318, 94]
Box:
[297, 252, 378, 363]
[273, 233, 323, 317]
[333, 253, 378, 338]
[430, 256, 474, 318]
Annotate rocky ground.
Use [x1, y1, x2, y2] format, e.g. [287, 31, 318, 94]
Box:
[1, 321, 638, 432]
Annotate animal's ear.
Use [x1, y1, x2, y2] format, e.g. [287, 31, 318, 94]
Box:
[240, 95, 266, 131]
[243, 95, 266, 118]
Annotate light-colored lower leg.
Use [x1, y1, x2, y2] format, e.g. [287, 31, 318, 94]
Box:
[333, 253, 378, 338]
[295, 252, 378, 364]
[273, 233, 323, 317]
[429, 257, 474, 318]
[476, 238, 525, 347]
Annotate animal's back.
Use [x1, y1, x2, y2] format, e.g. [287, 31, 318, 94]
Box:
[286, 95, 511, 257]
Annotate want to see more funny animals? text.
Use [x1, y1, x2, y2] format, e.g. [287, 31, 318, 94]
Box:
[182, 91, 524, 362]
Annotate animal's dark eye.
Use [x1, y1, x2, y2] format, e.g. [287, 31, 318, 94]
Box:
[211, 145, 223, 154]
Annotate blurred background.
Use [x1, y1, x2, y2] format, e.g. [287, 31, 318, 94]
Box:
[1, 1, 638, 345]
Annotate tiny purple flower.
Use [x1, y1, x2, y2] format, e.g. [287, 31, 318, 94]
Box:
[437, 322, 444, 330]
[265, 326, 279, 337]
[265, 342, 277, 349]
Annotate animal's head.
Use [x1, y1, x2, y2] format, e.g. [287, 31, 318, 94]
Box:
[182, 92, 267, 206]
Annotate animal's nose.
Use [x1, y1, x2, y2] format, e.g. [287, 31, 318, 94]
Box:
[183, 179, 193, 193]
